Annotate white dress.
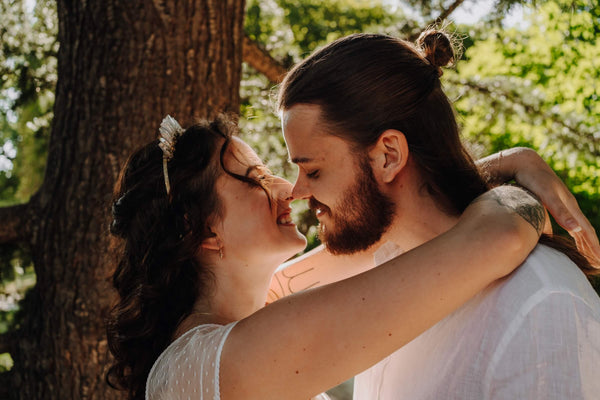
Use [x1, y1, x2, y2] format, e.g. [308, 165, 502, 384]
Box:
[354, 243, 600, 400]
[146, 321, 331, 399]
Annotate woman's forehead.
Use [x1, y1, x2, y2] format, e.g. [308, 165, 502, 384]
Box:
[228, 137, 263, 166]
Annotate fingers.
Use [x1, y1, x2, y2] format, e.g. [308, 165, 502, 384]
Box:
[521, 171, 600, 269]
[506, 147, 599, 268]
[549, 189, 600, 268]
[542, 181, 581, 232]
[572, 226, 600, 269]
[550, 192, 600, 268]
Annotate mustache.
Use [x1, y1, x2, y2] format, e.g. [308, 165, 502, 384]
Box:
[308, 197, 331, 215]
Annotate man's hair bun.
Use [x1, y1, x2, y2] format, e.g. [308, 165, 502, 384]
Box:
[416, 29, 456, 76]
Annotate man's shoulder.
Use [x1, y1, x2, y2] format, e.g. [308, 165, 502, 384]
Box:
[517, 244, 595, 292]
[490, 243, 600, 315]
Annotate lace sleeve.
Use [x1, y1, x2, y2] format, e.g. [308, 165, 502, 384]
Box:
[146, 322, 238, 400]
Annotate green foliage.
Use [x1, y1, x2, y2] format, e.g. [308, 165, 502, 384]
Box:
[0, 0, 57, 204]
[0, 0, 55, 359]
[449, 0, 600, 235]
[245, 0, 405, 60]
[0, 243, 35, 371]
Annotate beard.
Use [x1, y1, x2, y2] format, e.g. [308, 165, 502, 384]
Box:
[310, 157, 395, 255]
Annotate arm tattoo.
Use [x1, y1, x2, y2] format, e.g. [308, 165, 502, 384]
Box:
[514, 200, 545, 235]
[477, 186, 546, 235]
[267, 267, 321, 303]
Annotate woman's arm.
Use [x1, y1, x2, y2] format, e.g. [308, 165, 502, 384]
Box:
[221, 186, 543, 400]
[477, 147, 600, 266]
[269, 145, 600, 300]
[267, 244, 375, 302]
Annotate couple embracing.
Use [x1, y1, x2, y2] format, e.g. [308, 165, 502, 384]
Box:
[106, 30, 600, 400]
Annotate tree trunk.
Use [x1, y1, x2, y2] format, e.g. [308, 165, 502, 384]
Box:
[2, 0, 246, 398]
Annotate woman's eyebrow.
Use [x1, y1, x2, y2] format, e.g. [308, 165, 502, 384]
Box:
[245, 164, 263, 176]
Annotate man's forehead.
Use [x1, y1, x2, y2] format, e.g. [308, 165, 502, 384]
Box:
[282, 105, 336, 163]
[286, 136, 330, 165]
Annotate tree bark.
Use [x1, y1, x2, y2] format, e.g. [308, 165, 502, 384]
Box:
[0, 332, 16, 354]
[0, 204, 31, 244]
[3, 0, 246, 398]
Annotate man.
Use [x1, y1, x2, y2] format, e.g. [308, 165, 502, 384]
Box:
[270, 32, 600, 399]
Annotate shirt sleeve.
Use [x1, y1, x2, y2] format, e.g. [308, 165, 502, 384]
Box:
[484, 291, 600, 400]
[146, 322, 238, 400]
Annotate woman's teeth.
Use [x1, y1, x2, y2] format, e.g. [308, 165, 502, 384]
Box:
[277, 214, 293, 225]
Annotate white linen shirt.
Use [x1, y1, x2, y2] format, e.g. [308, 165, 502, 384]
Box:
[354, 244, 600, 400]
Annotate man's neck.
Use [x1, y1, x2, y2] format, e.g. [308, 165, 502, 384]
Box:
[378, 185, 460, 253]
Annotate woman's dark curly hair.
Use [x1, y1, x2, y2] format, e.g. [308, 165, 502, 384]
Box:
[105, 115, 262, 399]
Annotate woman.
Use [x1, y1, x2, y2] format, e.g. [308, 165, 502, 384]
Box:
[106, 113, 544, 400]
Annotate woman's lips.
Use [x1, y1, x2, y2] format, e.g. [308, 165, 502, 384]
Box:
[277, 210, 294, 225]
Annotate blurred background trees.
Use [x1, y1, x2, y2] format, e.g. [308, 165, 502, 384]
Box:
[240, 0, 599, 260]
[0, 0, 598, 396]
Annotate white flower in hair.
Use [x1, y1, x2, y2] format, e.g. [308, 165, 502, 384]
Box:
[158, 115, 184, 160]
[158, 115, 184, 195]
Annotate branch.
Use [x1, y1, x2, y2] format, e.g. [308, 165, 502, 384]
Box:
[408, 0, 467, 41]
[435, 0, 467, 24]
[242, 34, 288, 84]
[0, 203, 31, 244]
[450, 77, 600, 157]
[0, 332, 16, 354]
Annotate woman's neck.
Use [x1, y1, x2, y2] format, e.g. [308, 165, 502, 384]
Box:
[173, 258, 277, 339]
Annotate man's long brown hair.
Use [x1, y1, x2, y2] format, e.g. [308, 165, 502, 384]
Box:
[278, 31, 596, 275]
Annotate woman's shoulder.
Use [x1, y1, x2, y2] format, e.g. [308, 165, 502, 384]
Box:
[146, 322, 238, 400]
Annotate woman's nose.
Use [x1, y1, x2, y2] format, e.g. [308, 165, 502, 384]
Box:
[272, 175, 294, 201]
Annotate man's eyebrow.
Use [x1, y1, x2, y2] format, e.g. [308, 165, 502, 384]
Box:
[290, 157, 313, 164]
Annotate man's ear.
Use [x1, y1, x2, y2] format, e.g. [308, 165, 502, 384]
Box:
[369, 129, 409, 183]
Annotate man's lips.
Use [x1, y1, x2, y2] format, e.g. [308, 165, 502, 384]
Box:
[309, 198, 331, 218]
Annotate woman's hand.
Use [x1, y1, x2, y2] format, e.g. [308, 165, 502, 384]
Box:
[477, 147, 600, 267]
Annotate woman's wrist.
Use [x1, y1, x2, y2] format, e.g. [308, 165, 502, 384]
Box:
[477, 147, 530, 185]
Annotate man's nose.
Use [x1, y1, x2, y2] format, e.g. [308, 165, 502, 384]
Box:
[291, 174, 311, 200]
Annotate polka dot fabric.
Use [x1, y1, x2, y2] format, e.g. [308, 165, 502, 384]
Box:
[146, 322, 238, 400]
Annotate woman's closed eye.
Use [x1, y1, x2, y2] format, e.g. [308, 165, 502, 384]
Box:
[306, 170, 320, 179]
[248, 165, 274, 186]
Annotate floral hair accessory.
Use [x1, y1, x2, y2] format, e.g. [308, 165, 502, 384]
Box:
[158, 115, 184, 195]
